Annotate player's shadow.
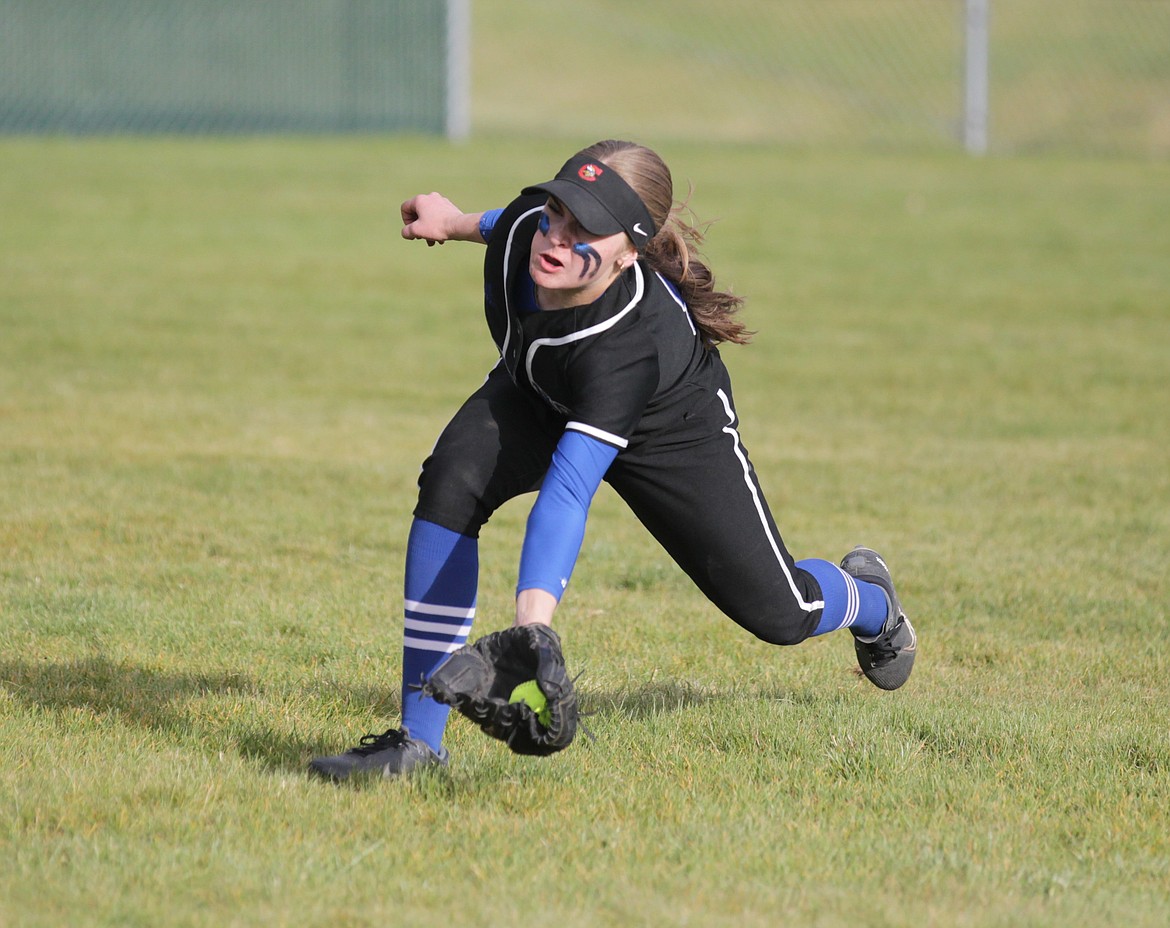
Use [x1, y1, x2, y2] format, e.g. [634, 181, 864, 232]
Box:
[1, 658, 810, 779]
[578, 677, 817, 725]
[580, 679, 742, 720]
[0, 656, 396, 774]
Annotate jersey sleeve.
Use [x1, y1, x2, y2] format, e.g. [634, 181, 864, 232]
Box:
[563, 321, 660, 449]
[516, 430, 618, 600]
[478, 208, 505, 242]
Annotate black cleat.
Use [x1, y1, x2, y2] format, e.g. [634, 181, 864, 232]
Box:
[840, 546, 917, 691]
[308, 727, 448, 781]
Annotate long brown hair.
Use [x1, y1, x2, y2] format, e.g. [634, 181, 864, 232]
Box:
[579, 139, 752, 347]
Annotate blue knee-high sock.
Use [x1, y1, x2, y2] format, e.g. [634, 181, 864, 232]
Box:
[797, 558, 889, 639]
[400, 518, 478, 752]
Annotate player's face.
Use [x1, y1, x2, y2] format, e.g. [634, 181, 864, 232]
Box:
[529, 197, 636, 310]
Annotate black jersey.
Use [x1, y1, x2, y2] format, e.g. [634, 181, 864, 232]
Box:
[484, 194, 728, 451]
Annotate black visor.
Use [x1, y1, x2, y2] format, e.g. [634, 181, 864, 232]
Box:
[522, 154, 657, 252]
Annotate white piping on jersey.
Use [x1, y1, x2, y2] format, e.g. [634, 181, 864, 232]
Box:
[524, 262, 646, 412]
[566, 420, 629, 449]
[500, 206, 546, 363]
[656, 270, 697, 335]
[715, 388, 824, 614]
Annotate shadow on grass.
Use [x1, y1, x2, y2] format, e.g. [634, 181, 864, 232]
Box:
[0, 656, 398, 774]
[579, 679, 723, 720]
[576, 677, 819, 724]
[1, 658, 813, 781]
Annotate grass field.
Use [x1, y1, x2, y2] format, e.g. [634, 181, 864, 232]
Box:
[2, 135, 1169, 927]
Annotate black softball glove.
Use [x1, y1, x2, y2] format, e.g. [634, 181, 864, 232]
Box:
[422, 624, 578, 756]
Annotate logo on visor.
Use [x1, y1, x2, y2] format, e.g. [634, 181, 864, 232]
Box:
[578, 163, 604, 182]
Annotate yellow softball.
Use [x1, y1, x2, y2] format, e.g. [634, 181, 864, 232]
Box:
[508, 679, 552, 727]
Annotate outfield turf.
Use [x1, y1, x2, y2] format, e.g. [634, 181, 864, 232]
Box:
[1, 137, 1168, 927]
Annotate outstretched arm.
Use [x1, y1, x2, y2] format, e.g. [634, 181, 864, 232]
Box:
[401, 192, 488, 245]
[514, 430, 620, 627]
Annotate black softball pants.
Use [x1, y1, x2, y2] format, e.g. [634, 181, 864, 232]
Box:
[414, 364, 824, 646]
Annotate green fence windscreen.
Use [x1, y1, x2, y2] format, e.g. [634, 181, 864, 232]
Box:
[0, 0, 450, 134]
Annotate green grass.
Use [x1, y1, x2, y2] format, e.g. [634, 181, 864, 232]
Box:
[2, 136, 1169, 927]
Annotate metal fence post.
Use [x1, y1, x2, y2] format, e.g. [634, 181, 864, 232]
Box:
[446, 0, 471, 141]
[964, 0, 990, 154]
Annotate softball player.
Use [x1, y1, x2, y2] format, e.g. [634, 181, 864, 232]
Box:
[310, 140, 917, 781]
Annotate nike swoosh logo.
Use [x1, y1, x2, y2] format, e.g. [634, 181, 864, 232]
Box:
[633, 223, 646, 237]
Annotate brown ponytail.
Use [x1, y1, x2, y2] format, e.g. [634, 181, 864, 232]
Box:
[578, 139, 752, 347]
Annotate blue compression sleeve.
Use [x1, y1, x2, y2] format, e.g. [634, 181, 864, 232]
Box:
[479, 208, 504, 242]
[517, 430, 619, 600]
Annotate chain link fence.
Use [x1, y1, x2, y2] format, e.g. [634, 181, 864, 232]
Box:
[986, 0, 1169, 155]
[1, 1, 1166, 155]
[472, 0, 1170, 157]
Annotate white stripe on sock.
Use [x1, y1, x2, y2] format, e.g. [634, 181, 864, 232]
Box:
[403, 599, 476, 620]
[837, 567, 860, 631]
[404, 616, 475, 636]
[403, 635, 469, 654]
